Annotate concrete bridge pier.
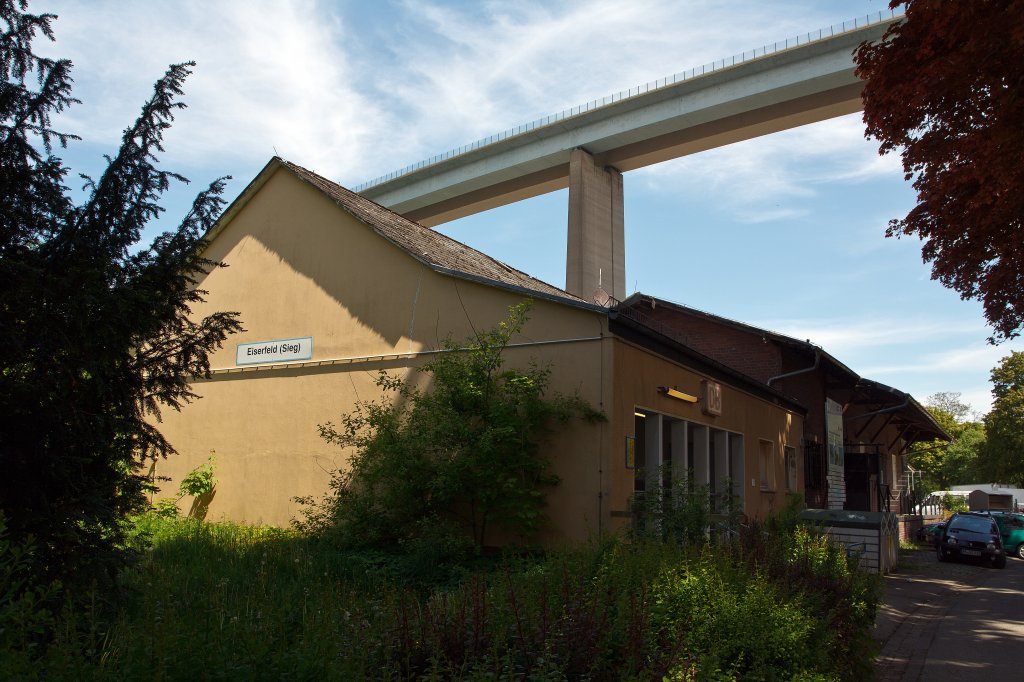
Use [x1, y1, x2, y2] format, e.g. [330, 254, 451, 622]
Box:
[567, 148, 625, 302]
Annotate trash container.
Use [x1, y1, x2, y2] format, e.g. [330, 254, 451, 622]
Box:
[798, 509, 898, 574]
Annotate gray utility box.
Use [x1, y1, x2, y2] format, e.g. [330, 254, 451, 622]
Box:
[798, 509, 899, 574]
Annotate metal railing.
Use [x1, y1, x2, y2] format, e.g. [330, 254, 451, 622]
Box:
[354, 9, 901, 193]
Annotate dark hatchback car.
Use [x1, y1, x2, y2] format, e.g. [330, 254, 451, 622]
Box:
[936, 512, 1007, 569]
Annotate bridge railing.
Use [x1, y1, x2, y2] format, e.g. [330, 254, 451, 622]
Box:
[354, 9, 901, 194]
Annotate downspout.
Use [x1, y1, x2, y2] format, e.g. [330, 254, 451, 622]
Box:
[767, 350, 822, 503]
[766, 349, 820, 386]
[596, 311, 606, 537]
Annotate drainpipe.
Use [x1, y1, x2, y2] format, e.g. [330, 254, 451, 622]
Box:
[767, 349, 820, 386]
[768, 350, 825, 502]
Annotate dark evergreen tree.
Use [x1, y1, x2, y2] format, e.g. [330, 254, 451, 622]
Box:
[0, 0, 241, 591]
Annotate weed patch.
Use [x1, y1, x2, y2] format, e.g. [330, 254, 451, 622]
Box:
[5, 514, 879, 680]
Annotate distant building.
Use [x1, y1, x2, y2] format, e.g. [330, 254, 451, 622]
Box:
[951, 484, 1024, 512]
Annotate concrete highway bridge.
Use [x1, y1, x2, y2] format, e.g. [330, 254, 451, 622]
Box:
[357, 11, 900, 302]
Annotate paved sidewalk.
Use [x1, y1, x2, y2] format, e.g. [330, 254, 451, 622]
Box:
[873, 547, 998, 681]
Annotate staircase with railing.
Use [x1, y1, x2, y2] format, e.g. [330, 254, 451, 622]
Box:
[879, 472, 923, 515]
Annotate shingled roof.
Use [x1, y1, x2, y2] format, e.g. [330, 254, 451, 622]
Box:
[213, 157, 591, 309]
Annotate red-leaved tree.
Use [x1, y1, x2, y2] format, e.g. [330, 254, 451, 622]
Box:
[854, 0, 1024, 342]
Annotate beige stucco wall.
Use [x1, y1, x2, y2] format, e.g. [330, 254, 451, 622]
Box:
[155, 165, 803, 545]
[155, 166, 614, 544]
[609, 338, 804, 527]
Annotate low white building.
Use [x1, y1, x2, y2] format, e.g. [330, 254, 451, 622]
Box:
[951, 484, 1024, 512]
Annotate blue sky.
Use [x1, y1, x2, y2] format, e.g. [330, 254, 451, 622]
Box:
[37, 0, 1020, 416]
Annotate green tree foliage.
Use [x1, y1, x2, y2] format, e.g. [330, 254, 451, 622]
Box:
[941, 493, 968, 514]
[298, 302, 603, 554]
[0, 1, 241, 592]
[907, 392, 985, 493]
[941, 422, 985, 485]
[926, 391, 974, 428]
[854, 1, 1024, 342]
[981, 351, 1024, 486]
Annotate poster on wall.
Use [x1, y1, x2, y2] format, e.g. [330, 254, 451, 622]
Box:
[825, 397, 846, 509]
[826, 398, 845, 468]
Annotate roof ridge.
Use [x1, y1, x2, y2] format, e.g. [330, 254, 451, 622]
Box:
[622, 292, 812, 346]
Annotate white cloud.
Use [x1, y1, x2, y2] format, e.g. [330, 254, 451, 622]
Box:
[38, 0, 900, 188]
[862, 344, 1010, 377]
[958, 388, 994, 419]
[33, 0, 1005, 417]
[752, 316, 968, 356]
[366, 0, 876, 173]
[42, 0, 391, 181]
[633, 114, 903, 223]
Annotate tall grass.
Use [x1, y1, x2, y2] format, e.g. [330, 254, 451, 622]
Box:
[3, 515, 879, 681]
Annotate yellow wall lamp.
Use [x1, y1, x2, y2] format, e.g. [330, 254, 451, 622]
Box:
[658, 386, 699, 403]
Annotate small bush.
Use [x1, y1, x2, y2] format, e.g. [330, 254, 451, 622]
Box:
[297, 302, 604, 563]
[0, 513, 62, 678]
[630, 474, 742, 546]
[941, 493, 968, 514]
[149, 455, 218, 519]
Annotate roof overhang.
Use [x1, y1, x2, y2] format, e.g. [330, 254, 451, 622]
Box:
[845, 378, 951, 445]
[609, 310, 807, 415]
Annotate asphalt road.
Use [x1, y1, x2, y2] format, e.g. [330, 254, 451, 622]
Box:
[875, 546, 1024, 681]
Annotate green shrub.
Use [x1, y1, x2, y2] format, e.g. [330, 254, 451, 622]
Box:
[0, 513, 61, 678]
[178, 456, 217, 498]
[17, 510, 879, 680]
[149, 455, 218, 519]
[297, 302, 604, 560]
[630, 474, 742, 546]
[649, 559, 820, 680]
[941, 493, 968, 514]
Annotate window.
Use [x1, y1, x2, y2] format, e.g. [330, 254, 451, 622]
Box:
[784, 446, 797, 492]
[729, 433, 744, 505]
[632, 408, 744, 509]
[759, 440, 775, 491]
[633, 411, 647, 493]
[707, 428, 733, 511]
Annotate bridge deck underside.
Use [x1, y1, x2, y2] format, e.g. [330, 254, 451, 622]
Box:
[404, 81, 863, 227]
[361, 21, 888, 228]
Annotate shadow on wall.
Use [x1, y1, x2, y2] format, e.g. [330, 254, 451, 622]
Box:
[199, 170, 421, 351]
[187, 489, 217, 520]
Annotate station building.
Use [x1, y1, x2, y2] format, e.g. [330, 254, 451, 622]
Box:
[154, 157, 807, 544]
[616, 295, 948, 516]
